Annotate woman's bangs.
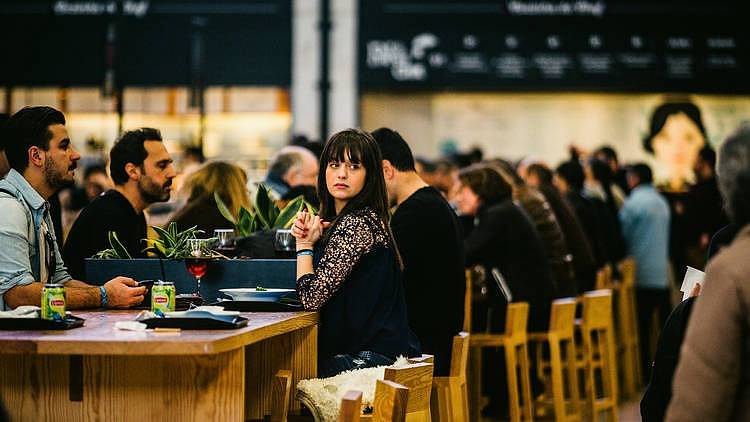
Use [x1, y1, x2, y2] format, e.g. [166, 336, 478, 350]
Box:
[327, 136, 365, 164]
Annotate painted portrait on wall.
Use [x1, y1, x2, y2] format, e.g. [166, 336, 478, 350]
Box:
[642, 101, 708, 192]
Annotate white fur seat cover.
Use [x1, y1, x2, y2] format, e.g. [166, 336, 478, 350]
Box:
[295, 356, 410, 422]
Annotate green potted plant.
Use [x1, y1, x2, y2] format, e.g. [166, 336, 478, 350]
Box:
[214, 184, 316, 257]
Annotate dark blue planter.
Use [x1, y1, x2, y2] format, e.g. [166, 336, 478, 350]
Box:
[85, 258, 296, 303]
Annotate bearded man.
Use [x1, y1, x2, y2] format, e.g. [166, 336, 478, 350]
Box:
[63, 128, 176, 280]
[0, 106, 145, 309]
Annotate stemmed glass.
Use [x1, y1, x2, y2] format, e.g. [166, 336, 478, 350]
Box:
[213, 229, 236, 257]
[273, 229, 295, 258]
[185, 238, 211, 297]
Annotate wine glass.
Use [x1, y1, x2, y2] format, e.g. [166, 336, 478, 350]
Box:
[185, 238, 211, 297]
[273, 229, 295, 257]
[213, 229, 236, 256]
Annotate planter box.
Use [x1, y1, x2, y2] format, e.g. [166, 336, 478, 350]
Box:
[85, 258, 296, 303]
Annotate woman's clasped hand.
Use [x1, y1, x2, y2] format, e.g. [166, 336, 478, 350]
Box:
[291, 210, 329, 248]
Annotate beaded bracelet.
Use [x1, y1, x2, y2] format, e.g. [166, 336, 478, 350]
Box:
[296, 249, 314, 257]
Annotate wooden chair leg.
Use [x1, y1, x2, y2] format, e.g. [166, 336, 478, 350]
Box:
[373, 380, 409, 422]
[565, 340, 581, 418]
[339, 390, 363, 422]
[549, 338, 566, 421]
[505, 345, 522, 422]
[271, 369, 292, 422]
[469, 347, 483, 422]
[518, 343, 534, 421]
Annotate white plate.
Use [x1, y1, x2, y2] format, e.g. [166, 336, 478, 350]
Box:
[219, 288, 296, 302]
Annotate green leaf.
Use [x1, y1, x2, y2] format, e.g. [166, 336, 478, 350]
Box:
[168, 222, 177, 241]
[249, 213, 259, 233]
[302, 199, 318, 214]
[214, 192, 237, 225]
[238, 207, 253, 236]
[109, 231, 132, 259]
[254, 184, 272, 229]
[152, 226, 175, 246]
[274, 196, 305, 228]
[267, 201, 279, 228]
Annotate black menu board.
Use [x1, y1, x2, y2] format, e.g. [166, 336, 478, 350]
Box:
[0, 0, 291, 87]
[359, 0, 749, 93]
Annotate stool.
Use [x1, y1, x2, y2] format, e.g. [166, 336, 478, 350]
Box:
[430, 332, 470, 422]
[470, 302, 533, 422]
[529, 298, 580, 421]
[579, 290, 618, 421]
[615, 257, 641, 398]
[383, 362, 434, 422]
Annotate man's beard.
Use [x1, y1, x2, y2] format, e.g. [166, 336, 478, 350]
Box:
[44, 157, 75, 191]
[138, 175, 171, 204]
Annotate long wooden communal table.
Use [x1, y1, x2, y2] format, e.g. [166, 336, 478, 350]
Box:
[0, 310, 318, 421]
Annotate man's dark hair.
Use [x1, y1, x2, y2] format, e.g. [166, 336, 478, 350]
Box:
[458, 164, 513, 206]
[556, 161, 585, 191]
[697, 145, 717, 169]
[627, 163, 654, 186]
[527, 163, 553, 186]
[415, 157, 436, 173]
[184, 146, 205, 163]
[84, 164, 107, 180]
[595, 145, 618, 163]
[4, 106, 66, 171]
[109, 128, 162, 185]
[370, 127, 416, 172]
[434, 159, 457, 174]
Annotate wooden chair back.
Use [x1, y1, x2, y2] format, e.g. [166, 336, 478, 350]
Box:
[580, 289, 618, 421]
[448, 332, 470, 378]
[373, 380, 409, 422]
[595, 264, 613, 290]
[339, 390, 363, 422]
[408, 355, 434, 365]
[463, 269, 473, 332]
[548, 298, 577, 340]
[582, 289, 613, 330]
[616, 257, 642, 398]
[505, 302, 530, 345]
[384, 362, 434, 421]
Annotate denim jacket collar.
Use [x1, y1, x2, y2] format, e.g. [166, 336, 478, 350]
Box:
[1, 169, 47, 212]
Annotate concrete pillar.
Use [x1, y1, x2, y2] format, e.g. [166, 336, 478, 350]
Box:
[291, 0, 321, 139]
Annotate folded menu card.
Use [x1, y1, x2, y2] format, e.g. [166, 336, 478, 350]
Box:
[680, 266, 705, 301]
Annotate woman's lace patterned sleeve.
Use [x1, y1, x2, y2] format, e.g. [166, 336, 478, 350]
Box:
[296, 212, 377, 310]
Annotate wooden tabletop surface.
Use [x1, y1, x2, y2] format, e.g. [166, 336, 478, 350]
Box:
[0, 310, 318, 356]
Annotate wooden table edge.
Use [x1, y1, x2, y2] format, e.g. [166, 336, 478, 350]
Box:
[0, 312, 319, 356]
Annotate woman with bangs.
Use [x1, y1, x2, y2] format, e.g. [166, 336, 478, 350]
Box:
[292, 128, 420, 377]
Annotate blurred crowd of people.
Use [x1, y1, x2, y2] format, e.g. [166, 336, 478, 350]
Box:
[0, 104, 747, 421]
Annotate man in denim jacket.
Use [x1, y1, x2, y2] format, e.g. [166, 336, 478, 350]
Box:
[0, 106, 144, 310]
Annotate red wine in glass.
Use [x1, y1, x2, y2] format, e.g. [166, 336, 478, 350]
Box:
[185, 258, 209, 279]
[185, 257, 210, 297]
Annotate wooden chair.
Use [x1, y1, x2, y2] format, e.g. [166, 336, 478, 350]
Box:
[579, 290, 618, 421]
[340, 381, 409, 422]
[529, 299, 580, 421]
[615, 257, 641, 399]
[470, 302, 534, 422]
[339, 390, 363, 422]
[383, 362, 434, 422]
[595, 264, 613, 290]
[463, 269, 474, 333]
[270, 369, 292, 422]
[430, 332, 470, 422]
